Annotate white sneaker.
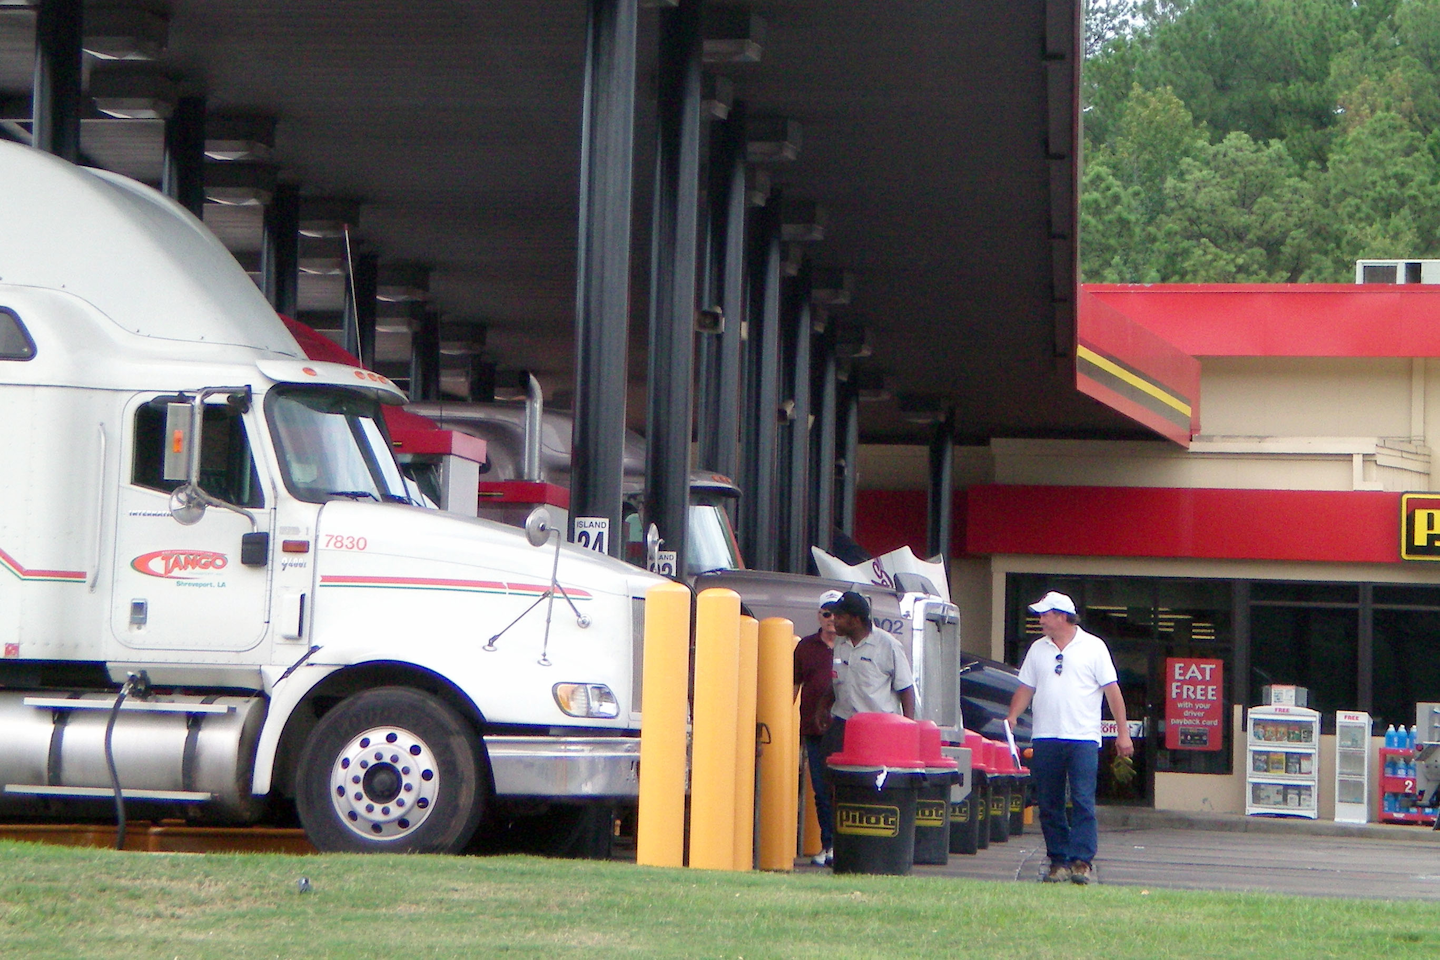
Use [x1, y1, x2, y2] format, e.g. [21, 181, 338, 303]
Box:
[811, 848, 832, 866]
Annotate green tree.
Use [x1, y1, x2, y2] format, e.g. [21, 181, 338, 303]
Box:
[1105, 85, 1207, 219]
[1323, 110, 1440, 269]
[1079, 0, 1440, 282]
[1153, 133, 1322, 281]
[1135, 0, 1357, 167]
[1079, 155, 1153, 282]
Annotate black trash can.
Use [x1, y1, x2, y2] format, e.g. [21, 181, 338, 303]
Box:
[984, 739, 1011, 844]
[826, 712, 927, 876]
[1009, 767, 1029, 836]
[829, 766, 925, 875]
[913, 722, 958, 866]
[944, 742, 975, 855]
[914, 767, 958, 865]
[972, 765, 990, 850]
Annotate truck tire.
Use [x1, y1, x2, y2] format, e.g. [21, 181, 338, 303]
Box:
[295, 687, 486, 853]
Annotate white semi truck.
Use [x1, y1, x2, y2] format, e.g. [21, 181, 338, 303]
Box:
[407, 402, 963, 738]
[0, 140, 665, 853]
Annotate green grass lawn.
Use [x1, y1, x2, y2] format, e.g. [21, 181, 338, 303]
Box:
[0, 840, 1433, 959]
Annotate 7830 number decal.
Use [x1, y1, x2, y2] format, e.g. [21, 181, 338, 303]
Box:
[323, 534, 368, 551]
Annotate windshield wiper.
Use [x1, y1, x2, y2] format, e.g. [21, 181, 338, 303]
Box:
[326, 490, 380, 501]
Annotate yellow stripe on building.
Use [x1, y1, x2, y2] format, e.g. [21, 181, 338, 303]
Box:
[1077, 344, 1192, 418]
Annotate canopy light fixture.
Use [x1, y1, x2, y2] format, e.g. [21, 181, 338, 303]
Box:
[297, 235, 347, 275]
[376, 263, 431, 304]
[703, 5, 765, 64]
[811, 268, 856, 306]
[89, 64, 175, 119]
[439, 319, 487, 356]
[898, 393, 951, 425]
[83, 6, 169, 61]
[204, 114, 275, 162]
[202, 160, 276, 206]
[746, 116, 801, 163]
[832, 319, 871, 359]
[781, 243, 805, 279]
[702, 74, 733, 120]
[779, 198, 825, 243]
[850, 366, 890, 403]
[298, 197, 362, 239]
[746, 167, 772, 207]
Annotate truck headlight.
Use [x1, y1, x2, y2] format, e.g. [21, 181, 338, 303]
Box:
[552, 683, 620, 719]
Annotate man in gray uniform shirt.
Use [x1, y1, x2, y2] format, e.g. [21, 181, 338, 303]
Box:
[816, 591, 917, 766]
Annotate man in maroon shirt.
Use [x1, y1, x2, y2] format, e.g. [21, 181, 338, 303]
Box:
[794, 589, 843, 865]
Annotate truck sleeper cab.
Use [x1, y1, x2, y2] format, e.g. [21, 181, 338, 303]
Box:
[0, 140, 659, 853]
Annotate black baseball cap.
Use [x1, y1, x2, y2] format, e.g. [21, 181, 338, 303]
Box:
[821, 590, 870, 619]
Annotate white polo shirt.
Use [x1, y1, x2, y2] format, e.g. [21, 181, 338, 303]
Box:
[1016, 626, 1118, 743]
[830, 627, 915, 719]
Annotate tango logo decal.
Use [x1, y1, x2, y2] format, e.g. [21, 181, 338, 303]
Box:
[837, 803, 900, 838]
[132, 550, 229, 579]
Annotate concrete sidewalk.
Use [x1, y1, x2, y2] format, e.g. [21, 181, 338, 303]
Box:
[799, 805, 1440, 898]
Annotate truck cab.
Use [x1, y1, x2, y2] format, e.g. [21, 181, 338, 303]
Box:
[0, 141, 661, 853]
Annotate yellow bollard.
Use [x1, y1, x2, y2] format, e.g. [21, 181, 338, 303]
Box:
[636, 581, 692, 868]
[801, 758, 823, 857]
[755, 617, 797, 871]
[789, 688, 801, 860]
[732, 615, 760, 871]
[689, 587, 742, 871]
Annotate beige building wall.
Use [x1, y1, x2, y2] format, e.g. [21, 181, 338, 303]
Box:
[853, 354, 1431, 821]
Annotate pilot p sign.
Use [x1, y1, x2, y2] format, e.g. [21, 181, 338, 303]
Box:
[1402, 494, 1440, 561]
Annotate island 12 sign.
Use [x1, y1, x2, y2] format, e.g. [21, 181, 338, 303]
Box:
[1165, 658, 1223, 751]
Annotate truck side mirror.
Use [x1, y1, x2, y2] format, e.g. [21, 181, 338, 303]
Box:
[524, 506, 554, 547]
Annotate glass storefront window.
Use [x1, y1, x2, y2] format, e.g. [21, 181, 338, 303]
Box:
[1251, 582, 1358, 605]
[1249, 605, 1357, 721]
[1373, 609, 1440, 730]
[1004, 574, 1236, 791]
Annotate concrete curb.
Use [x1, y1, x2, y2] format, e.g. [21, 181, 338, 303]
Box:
[1097, 804, 1440, 842]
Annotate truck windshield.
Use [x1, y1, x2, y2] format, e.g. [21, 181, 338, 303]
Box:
[266, 386, 411, 504]
[687, 501, 743, 575]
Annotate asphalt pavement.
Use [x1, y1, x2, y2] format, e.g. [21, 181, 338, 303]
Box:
[797, 806, 1440, 899]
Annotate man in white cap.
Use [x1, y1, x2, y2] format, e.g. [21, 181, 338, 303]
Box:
[1006, 591, 1132, 885]
[794, 589, 843, 866]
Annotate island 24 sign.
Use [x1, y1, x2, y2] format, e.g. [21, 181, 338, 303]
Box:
[1165, 658, 1224, 751]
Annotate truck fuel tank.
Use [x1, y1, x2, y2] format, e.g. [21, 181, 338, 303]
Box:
[0, 692, 267, 822]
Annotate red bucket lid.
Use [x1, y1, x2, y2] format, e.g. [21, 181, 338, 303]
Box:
[964, 730, 993, 773]
[827, 712, 925, 768]
[917, 720, 958, 770]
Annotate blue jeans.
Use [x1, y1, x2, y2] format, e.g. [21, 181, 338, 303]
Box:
[804, 733, 835, 849]
[1030, 738, 1100, 866]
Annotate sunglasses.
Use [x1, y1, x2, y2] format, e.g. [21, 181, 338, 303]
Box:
[1054, 653, 1064, 676]
[819, 610, 834, 618]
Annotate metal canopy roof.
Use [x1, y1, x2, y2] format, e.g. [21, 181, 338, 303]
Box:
[0, 0, 1146, 445]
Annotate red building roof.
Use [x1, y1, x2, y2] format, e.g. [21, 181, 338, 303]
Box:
[1086, 284, 1440, 357]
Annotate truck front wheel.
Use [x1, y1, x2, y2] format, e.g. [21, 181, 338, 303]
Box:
[295, 687, 486, 853]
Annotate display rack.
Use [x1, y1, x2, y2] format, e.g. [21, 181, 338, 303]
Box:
[1246, 705, 1320, 818]
[1333, 711, 1370, 824]
[1377, 744, 1437, 825]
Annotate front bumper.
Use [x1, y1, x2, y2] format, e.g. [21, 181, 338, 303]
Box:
[483, 735, 640, 799]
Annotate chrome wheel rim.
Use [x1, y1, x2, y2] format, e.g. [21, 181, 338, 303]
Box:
[327, 725, 439, 841]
